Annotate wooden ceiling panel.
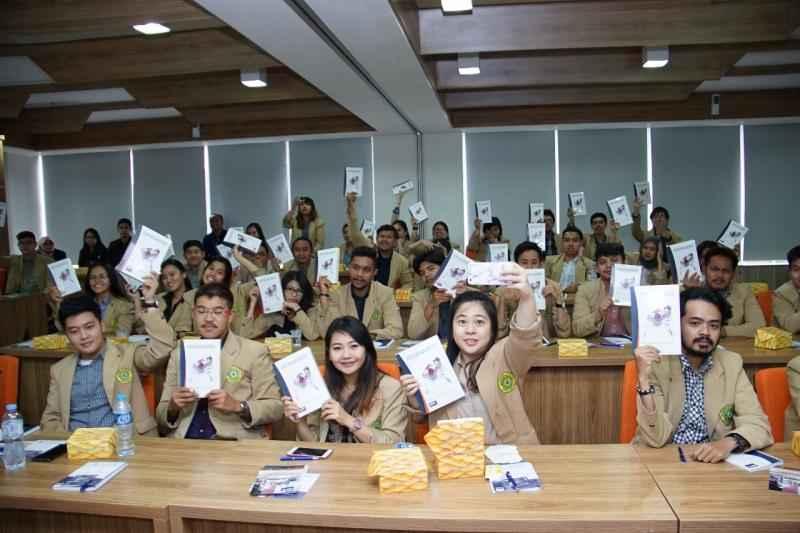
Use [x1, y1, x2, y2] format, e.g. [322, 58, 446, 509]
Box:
[0, 90, 29, 119]
[16, 106, 92, 134]
[180, 99, 350, 124]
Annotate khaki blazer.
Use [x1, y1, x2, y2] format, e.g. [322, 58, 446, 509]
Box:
[495, 281, 571, 340]
[582, 231, 621, 261]
[467, 237, 511, 262]
[572, 279, 631, 338]
[625, 252, 671, 285]
[303, 375, 408, 444]
[157, 332, 283, 439]
[786, 356, 800, 441]
[774, 281, 800, 333]
[239, 306, 323, 341]
[319, 281, 404, 339]
[635, 349, 774, 450]
[283, 215, 326, 251]
[346, 212, 412, 290]
[282, 259, 317, 285]
[54, 296, 135, 337]
[407, 288, 440, 340]
[428, 313, 544, 445]
[40, 310, 177, 435]
[158, 291, 195, 338]
[631, 220, 685, 246]
[544, 254, 595, 287]
[723, 283, 766, 338]
[5, 254, 52, 294]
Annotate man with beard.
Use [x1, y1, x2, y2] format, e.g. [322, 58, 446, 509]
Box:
[634, 287, 772, 462]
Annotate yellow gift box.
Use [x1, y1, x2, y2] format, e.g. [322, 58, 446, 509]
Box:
[32, 334, 70, 351]
[558, 338, 589, 358]
[263, 337, 293, 356]
[424, 418, 484, 480]
[67, 428, 118, 460]
[367, 447, 428, 494]
[792, 431, 800, 457]
[394, 289, 412, 304]
[754, 327, 793, 350]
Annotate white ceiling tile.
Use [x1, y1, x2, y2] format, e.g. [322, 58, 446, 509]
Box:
[26, 88, 135, 108]
[696, 74, 800, 92]
[86, 107, 181, 123]
[735, 50, 800, 67]
[0, 56, 54, 87]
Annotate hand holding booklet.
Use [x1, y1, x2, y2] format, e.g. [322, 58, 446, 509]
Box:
[344, 166, 363, 197]
[433, 250, 471, 295]
[224, 228, 261, 254]
[717, 219, 748, 249]
[408, 201, 429, 223]
[569, 192, 586, 216]
[48, 258, 81, 296]
[632, 284, 681, 355]
[180, 339, 221, 398]
[396, 336, 464, 414]
[475, 200, 492, 224]
[116, 225, 172, 288]
[607, 195, 634, 227]
[256, 273, 284, 314]
[529, 203, 544, 224]
[668, 239, 702, 283]
[267, 234, 294, 265]
[216, 244, 240, 270]
[527, 223, 546, 251]
[610, 264, 642, 307]
[274, 347, 331, 418]
[526, 269, 547, 311]
[316, 247, 340, 284]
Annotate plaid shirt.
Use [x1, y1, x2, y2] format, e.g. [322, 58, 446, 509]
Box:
[69, 351, 114, 431]
[672, 354, 713, 445]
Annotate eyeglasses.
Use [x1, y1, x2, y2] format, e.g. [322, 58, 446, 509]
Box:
[194, 307, 229, 318]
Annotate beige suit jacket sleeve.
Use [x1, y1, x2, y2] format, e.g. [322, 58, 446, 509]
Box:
[371, 290, 404, 339]
[367, 378, 409, 444]
[572, 282, 602, 338]
[4, 257, 22, 295]
[293, 307, 322, 341]
[725, 288, 766, 338]
[132, 309, 178, 372]
[635, 372, 675, 448]
[238, 312, 283, 340]
[40, 362, 66, 432]
[347, 205, 372, 249]
[407, 289, 436, 340]
[396, 258, 414, 290]
[156, 346, 181, 430]
[317, 290, 344, 339]
[788, 356, 800, 431]
[312, 219, 326, 250]
[726, 364, 774, 450]
[502, 311, 544, 380]
[245, 347, 284, 427]
[774, 290, 800, 333]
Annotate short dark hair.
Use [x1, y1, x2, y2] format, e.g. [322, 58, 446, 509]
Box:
[561, 224, 584, 242]
[59, 293, 102, 326]
[183, 239, 204, 253]
[590, 212, 608, 224]
[704, 246, 739, 271]
[413, 247, 446, 275]
[650, 206, 670, 221]
[697, 240, 718, 264]
[482, 217, 503, 239]
[16, 231, 36, 242]
[596, 242, 625, 262]
[543, 209, 555, 220]
[376, 224, 398, 239]
[195, 282, 234, 309]
[291, 237, 313, 251]
[787, 245, 800, 266]
[680, 287, 733, 325]
[351, 246, 377, 267]
[513, 241, 544, 263]
[433, 221, 450, 235]
[117, 218, 132, 228]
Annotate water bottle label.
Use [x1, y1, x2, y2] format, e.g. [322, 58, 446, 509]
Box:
[115, 412, 132, 426]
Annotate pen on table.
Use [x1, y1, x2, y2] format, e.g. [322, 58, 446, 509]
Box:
[597, 342, 626, 349]
[505, 471, 518, 491]
[678, 447, 687, 463]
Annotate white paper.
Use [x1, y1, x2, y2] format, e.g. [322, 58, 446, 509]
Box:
[224, 228, 262, 254]
[433, 250, 472, 294]
[360, 218, 375, 239]
[485, 445, 523, 465]
[165, 234, 176, 259]
[408, 201, 429, 223]
[669, 239, 701, 283]
[116, 225, 172, 284]
[267, 234, 294, 265]
[396, 336, 464, 414]
[527, 223, 546, 250]
[181, 339, 221, 398]
[274, 347, 331, 417]
[316, 247, 340, 284]
[526, 269, 547, 311]
[725, 451, 784, 472]
[256, 273, 284, 314]
[392, 180, 414, 195]
[632, 284, 681, 355]
[468, 262, 513, 286]
[633, 181, 652, 204]
[488, 242, 508, 263]
[475, 200, 493, 224]
[611, 264, 642, 307]
[48, 258, 81, 296]
[216, 244, 240, 270]
[0, 202, 6, 228]
[345, 166, 363, 197]
[52, 461, 128, 492]
[569, 192, 586, 216]
[529, 203, 545, 224]
[607, 196, 634, 227]
[717, 220, 748, 249]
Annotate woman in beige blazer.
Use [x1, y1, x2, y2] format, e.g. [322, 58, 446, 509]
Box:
[283, 317, 408, 443]
[467, 216, 510, 261]
[283, 196, 326, 251]
[157, 258, 194, 339]
[786, 356, 800, 440]
[240, 271, 323, 341]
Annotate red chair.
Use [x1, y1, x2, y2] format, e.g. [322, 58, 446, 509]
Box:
[0, 356, 20, 419]
[755, 291, 774, 326]
[755, 367, 791, 442]
[619, 360, 638, 444]
[140, 373, 156, 416]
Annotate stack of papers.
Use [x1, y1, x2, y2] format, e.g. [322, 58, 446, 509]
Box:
[52, 461, 128, 492]
[485, 445, 523, 464]
[250, 464, 319, 498]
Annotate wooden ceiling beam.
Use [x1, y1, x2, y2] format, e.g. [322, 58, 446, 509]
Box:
[419, 1, 800, 55]
[179, 99, 351, 124]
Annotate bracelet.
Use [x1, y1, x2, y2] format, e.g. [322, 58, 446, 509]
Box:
[636, 383, 655, 396]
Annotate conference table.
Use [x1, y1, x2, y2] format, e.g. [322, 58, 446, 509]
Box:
[3, 337, 797, 444]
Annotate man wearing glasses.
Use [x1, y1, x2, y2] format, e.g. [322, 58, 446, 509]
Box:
[157, 283, 283, 439]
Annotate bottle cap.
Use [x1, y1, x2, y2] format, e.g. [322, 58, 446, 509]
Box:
[115, 393, 127, 402]
[5, 403, 17, 412]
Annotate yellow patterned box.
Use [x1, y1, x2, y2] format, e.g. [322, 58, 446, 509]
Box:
[558, 338, 588, 358]
[367, 447, 429, 494]
[754, 327, 793, 351]
[424, 417, 484, 480]
[32, 334, 70, 351]
[792, 431, 800, 457]
[264, 337, 293, 356]
[394, 289, 412, 304]
[67, 428, 118, 460]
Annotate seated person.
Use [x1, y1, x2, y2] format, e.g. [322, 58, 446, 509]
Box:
[318, 246, 404, 340]
[283, 317, 408, 443]
[566, 211, 621, 261]
[634, 287, 773, 461]
[543, 209, 560, 257]
[631, 201, 685, 256]
[467, 216, 510, 262]
[182, 240, 207, 290]
[282, 237, 317, 283]
[572, 243, 629, 338]
[107, 218, 133, 268]
[787, 356, 800, 440]
[544, 225, 595, 298]
[774, 245, 800, 334]
[628, 236, 671, 285]
[40, 278, 177, 435]
[157, 283, 283, 439]
[5, 230, 52, 295]
[400, 263, 543, 445]
[407, 248, 467, 340]
[240, 271, 323, 341]
[37, 236, 67, 262]
[157, 258, 194, 338]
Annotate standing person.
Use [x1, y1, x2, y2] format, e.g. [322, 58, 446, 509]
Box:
[78, 228, 107, 267]
[37, 236, 67, 262]
[467, 216, 510, 262]
[774, 245, 800, 334]
[631, 200, 684, 259]
[182, 240, 207, 290]
[5, 231, 52, 294]
[202, 213, 226, 259]
[107, 218, 134, 267]
[283, 196, 325, 251]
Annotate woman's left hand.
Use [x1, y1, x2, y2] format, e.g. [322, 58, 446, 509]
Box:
[321, 399, 352, 426]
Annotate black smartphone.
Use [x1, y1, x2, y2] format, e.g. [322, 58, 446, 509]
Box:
[31, 443, 67, 462]
[287, 446, 333, 459]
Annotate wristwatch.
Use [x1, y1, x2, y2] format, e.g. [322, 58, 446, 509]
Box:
[141, 300, 159, 309]
[636, 383, 656, 396]
[239, 401, 252, 423]
[351, 417, 364, 432]
[729, 432, 750, 453]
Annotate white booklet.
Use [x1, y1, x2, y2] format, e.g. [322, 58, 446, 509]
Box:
[396, 336, 464, 414]
[52, 461, 128, 492]
[633, 181, 652, 204]
[344, 166, 363, 197]
[717, 220, 748, 249]
[569, 192, 586, 216]
[224, 228, 261, 254]
[611, 264, 642, 307]
[632, 284, 681, 355]
[48, 258, 81, 297]
[468, 262, 513, 286]
[267, 234, 294, 265]
[668, 240, 701, 282]
[475, 200, 493, 224]
[529, 203, 545, 224]
[607, 196, 634, 227]
[725, 450, 784, 473]
[116, 225, 172, 287]
[489, 242, 508, 262]
[274, 347, 331, 418]
[216, 244, 240, 270]
[180, 339, 222, 398]
[527, 223, 546, 250]
[526, 269, 547, 311]
[433, 250, 472, 295]
[316, 247, 340, 284]
[392, 179, 414, 195]
[360, 218, 375, 239]
[256, 273, 284, 314]
[408, 201, 429, 223]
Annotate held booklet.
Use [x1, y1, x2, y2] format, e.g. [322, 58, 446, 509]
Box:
[267, 234, 294, 265]
[316, 247, 340, 284]
[716, 219, 748, 249]
[273, 347, 331, 418]
[360, 218, 375, 239]
[631, 284, 681, 355]
[527, 223, 546, 251]
[396, 336, 464, 414]
[468, 262, 513, 286]
[610, 263, 642, 307]
[433, 250, 472, 295]
[529, 203, 545, 224]
[52, 461, 128, 492]
[633, 181, 652, 204]
[344, 166, 363, 197]
[392, 179, 414, 195]
[256, 273, 284, 314]
[726, 450, 784, 473]
[408, 201, 429, 223]
[216, 244, 240, 270]
[224, 228, 261, 254]
[475, 200, 493, 224]
[489, 242, 509, 263]
[180, 339, 222, 398]
[116, 225, 172, 288]
[668, 239, 701, 283]
[607, 196, 634, 227]
[526, 269, 547, 311]
[568, 192, 586, 216]
[48, 258, 81, 297]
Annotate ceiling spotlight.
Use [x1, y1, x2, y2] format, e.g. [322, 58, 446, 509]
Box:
[240, 68, 268, 88]
[457, 53, 480, 76]
[132, 22, 171, 35]
[442, 0, 473, 13]
[642, 46, 669, 69]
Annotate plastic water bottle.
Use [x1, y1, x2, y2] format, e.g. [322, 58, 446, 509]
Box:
[113, 393, 135, 457]
[2, 404, 26, 471]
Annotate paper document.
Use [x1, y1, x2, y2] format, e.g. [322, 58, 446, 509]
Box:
[216, 244, 240, 270]
[256, 273, 284, 314]
[433, 250, 471, 294]
[224, 228, 261, 254]
[408, 201, 429, 223]
[611, 264, 642, 307]
[116, 225, 172, 286]
[569, 192, 586, 216]
[526, 269, 547, 311]
[475, 200, 492, 224]
[316, 247, 340, 284]
[633, 181, 652, 204]
[716, 220, 748, 249]
[668, 240, 701, 283]
[267, 234, 294, 265]
[274, 347, 331, 418]
[527, 223, 546, 251]
[345, 167, 363, 197]
[468, 262, 513, 286]
[180, 339, 222, 398]
[529, 203, 544, 224]
[392, 180, 414, 195]
[632, 284, 681, 355]
[52, 461, 128, 492]
[488, 243, 508, 263]
[396, 336, 464, 414]
[48, 259, 82, 296]
[607, 196, 634, 227]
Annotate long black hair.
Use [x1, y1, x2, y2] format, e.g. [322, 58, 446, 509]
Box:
[324, 317, 383, 415]
[83, 262, 126, 299]
[160, 257, 192, 291]
[282, 270, 314, 312]
[202, 256, 233, 288]
[80, 227, 107, 255]
[246, 222, 266, 242]
[295, 196, 318, 229]
[446, 291, 499, 393]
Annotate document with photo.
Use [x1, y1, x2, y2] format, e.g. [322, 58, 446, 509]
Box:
[489, 242, 508, 262]
[569, 192, 586, 216]
[468, 262, 513, 286]
[668, 239, 701, 283]
[527, 223, 546, 250]
[274, 347, 331, 418]
[48, 258, 81, 297]
[433, 250, 472, 294]
[396, 336, 464, 414]
[632, 284, 681, 355]
[217, 244, 240, 270]
[256, 273, 284, 314]
[344, 166, 363, 197]
[633, 181, 652, 204]
[716, 220, 748, 249]
[267, 234, 294, 265]
[316, 247, 340, 284]
[526, 268, 547, 311]
[360, 218, 375, 239]
[475, 200, 493, 224]
[224, 228, 261, 254]
[610, 264, 642, 307]
[529, 203, 545, 224]
[116, 225, 172, 286]
[52, 461, 128, 492]
[408, 201, 429, 223]
[607, 196, 634, 227]
[180, 339, 222, 398]
[392, 180, 414, 195]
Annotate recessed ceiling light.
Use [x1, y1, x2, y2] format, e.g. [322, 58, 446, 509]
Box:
[442, 0, 473, 13]
[457, 53, 480, 76]
[133, 23, 171, 35]
[642, 46, 669, 69]
[240, 68, 268, 88]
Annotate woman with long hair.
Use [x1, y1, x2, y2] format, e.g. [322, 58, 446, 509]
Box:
[467, 216, 509, 261]
[240, 271, 322, 341]
[283, 196, 326, 251]
[629, 236, 671, 285]
[78, 228, 108, 267]
[157, 258, 194, 337]
[282, 317, 408, 443]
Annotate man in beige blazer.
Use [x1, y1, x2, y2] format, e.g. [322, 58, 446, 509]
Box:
[786, 356, 800, 440]
[282, 237, 317, 282]
[5, 231, 52, 295]
[544, 226, 595, 298]
[318, 246, 404, 339]
[634, 287, 773, 462]
[40, 277, 176, 436]
[774, 245, 800, 334]
[631, 201, 685, 247]
[572, 243, 630, 338]
[157, 283, 282, 439]
[564, 210, 622, 261]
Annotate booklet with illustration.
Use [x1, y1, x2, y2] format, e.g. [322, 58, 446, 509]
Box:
[716, 219, 748, 249]
[180, 339, 221, 398]
[489, 242, 509, 263]
[408, 201, 429, 223]
[607, 195, 634, 227]
[224, 228, 261, 254]
[529, 203, 545, 224]
[392, 179, 414, 195]
[396, 336, 464, 414]
[52, 461, 128, 492]
[274, 347, 331, 418]
[116, 225, 172, 288]
[468, 262, 512, 286]
[48, 258, 81, 297]
[631, 284, 681, 355]
[633, 181, 652, 204]
[610, 264, 642, 307]
[526, 269, 547, 310]
[668, 239, 701, 283]
[726, 450, 784, 473]
[475, 200, 493, 224]
[256, 273, 284, 314]
[360, 218, 375, 239]
[527, 223, 546, 251]
[344, 166, 363, 197]
[267, 234, 294, 265]
[486, 462, 542, 494]
[316, 247, 340, 284]
[216, 244, 240, 270]
[433, 250, 472, 294]
[568, 192, 586, 216]
[249, 464, 319, 498]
